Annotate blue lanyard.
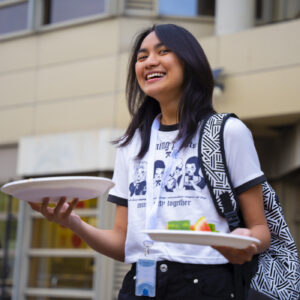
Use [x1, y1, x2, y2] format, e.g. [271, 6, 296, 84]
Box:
[145, 116, 181, 229]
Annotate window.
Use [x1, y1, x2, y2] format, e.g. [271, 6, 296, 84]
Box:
[0, 0, 109, 37]
[27, 199, 97, 294]
[28, 257, 94, 290]
[256, 0, 300, 24]
[0, 192, 19, 299]
[159, 0, 215, 17]
[13, 171, 115, 299]
[0, 0, 28, 35]
[124, 0, 215, 17]
[43, 0, 106, 25]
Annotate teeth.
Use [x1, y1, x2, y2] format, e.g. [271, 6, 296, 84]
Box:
[147, 72, 165, 80]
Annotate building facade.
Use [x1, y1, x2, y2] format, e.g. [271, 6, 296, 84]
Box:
[0, 0, 299, 299]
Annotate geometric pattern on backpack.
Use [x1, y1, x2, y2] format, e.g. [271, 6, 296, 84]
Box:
[198, 113, 300, 300]
[198, 113, 238, 217]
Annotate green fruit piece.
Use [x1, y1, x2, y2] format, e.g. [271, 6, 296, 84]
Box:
[167, 220, 191, 230]
[208, 223, 219, 232]
[208, 223, 215, 231]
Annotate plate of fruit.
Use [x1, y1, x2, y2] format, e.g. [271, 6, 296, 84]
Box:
[143, 217, 260, 249]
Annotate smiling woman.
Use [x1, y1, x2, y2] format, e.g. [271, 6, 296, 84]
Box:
[107, 24, 270, 300]
[28, 24, 271, 300]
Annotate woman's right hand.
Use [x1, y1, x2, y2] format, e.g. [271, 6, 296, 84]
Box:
[29, 197, 81, 230]
[30, 199, 128, 262]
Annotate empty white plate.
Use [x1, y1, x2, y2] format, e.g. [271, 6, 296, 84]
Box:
[1, 176, 114, 203]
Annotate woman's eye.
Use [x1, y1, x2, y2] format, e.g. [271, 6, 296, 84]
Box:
[159, 49, 170, 55]
[137, 55, 147, 61]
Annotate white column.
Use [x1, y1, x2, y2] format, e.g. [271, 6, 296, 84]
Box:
[215, 0, 256, 35]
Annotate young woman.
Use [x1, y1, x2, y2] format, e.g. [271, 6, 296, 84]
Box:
[30, 24, 271, 300]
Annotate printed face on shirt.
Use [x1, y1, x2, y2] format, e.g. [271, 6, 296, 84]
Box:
[135, 31, 184, 105]
[186, 163, 196, 177]
[175, 165, 183, 177]
[154, 168, 164, 182]
[166, 175, 176, 191]
[136, 166, 146, 182]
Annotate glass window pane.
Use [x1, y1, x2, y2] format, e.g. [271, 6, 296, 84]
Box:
[0, 191, 19, 298]
[31, 216, 97, 249]
[197, 0, 215, 16]
[0, 257, 14, 286]
[0, 3, 28, 35]
[80, 197, 97, 209]
[159, 0, 198, 16]
[47, 0, 105, 24]
[0, 193, 19, 250]
[159, 0, 215, 17]
[0, 192, 19, 213]
[28, 257, 94, 289]
[0, 219, 18, 249]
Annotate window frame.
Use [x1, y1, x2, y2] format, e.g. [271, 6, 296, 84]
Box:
[0, 0, 27, 8]
[0, 0, 117, 42]
[37, 0, 113, 31]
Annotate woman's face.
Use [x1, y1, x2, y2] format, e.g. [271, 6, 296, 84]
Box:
[135, 31, 184, 105]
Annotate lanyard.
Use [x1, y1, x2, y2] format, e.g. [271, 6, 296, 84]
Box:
[145, 116, 181, 229]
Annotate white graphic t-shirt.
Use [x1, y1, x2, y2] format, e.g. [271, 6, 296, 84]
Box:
[108, 117, 265, 264]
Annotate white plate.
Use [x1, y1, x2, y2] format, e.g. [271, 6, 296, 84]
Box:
[1, 176, 114, 203]
[143, 230, 260, 249]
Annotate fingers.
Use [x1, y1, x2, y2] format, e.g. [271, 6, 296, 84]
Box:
[54, 197, 67, 215]
[212, 243, 257, 264]
[238, 245, 256, 263]
[231, 228, 251, 237]
[214, 228, 258, 264]
[64, 198, 79, 217]
[41, 197, 53, 220]
[28, 201, 41, 211]
[246, 243, 258, 258]
[30, 197, 79, 225]
[27, 196, 81, 232]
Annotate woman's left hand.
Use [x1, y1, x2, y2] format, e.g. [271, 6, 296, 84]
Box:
[212, 228, 259, 265]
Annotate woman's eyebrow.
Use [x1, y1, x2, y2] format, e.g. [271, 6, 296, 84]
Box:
[137, 42, 165, 53]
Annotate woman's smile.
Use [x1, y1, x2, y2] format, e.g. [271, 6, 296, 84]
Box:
[145, 71, 166, 82]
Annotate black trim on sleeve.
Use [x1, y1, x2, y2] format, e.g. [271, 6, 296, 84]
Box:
[235, 175, 267, 195]
[107, 194, 128, 207]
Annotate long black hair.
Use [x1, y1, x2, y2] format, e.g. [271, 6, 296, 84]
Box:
[116, 24, 215, 159]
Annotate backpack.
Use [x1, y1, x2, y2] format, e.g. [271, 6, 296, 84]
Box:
[198, 113, 300, 300]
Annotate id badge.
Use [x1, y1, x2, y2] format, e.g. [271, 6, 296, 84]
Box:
[135, 259, 156, 297]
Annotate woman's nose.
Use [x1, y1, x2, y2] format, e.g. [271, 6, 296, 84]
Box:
[145, 53, 159, 67]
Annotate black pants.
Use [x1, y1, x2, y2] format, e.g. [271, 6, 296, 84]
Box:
[247, 289, 275, 300]
[118, 261, 238, 300]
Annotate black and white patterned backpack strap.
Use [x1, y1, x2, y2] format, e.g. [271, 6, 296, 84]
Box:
[198, 113, 241, 231]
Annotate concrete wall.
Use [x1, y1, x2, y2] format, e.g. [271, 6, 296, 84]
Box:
[1, 16, 299, 177]
[201, 19, 300, 127]
[0, 17, 213, 146]
[0, 19, 120, 145]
